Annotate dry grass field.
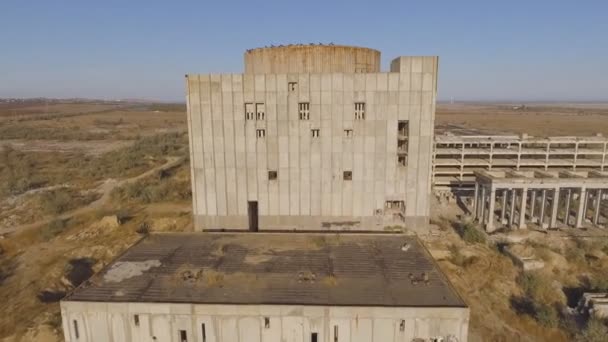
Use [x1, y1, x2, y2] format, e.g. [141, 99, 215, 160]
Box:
[436, 102, 608, 137]
[0, 100, 607, 341]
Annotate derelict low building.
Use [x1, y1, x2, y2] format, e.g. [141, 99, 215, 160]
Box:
[60, 232, 469, 341]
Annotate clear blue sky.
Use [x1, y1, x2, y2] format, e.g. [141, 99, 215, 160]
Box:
[1, 0, 607, 102]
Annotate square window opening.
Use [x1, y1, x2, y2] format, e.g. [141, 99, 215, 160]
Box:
[179, 330, 188, 342]
[268, 170, 278, 180]
[134, 315, 140, 326]
[256, 129, 266, 138]
[343, 171, 352, 181]
[311, 129, 320, 138]
[344, 129, 353, 138]
[398, 155, 408, 166]
[288, 82, 298, 92]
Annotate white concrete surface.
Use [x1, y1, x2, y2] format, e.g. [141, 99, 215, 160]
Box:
[61, 302, 469, 342]
[186, 54, 438, 231]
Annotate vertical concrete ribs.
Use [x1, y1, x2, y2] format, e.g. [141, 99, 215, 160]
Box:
[473, 170, 608, 231]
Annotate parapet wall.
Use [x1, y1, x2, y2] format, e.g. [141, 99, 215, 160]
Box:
[244, 44, 381, 74]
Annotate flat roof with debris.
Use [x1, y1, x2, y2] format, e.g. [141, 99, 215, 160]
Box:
[63, 232, 466, 307]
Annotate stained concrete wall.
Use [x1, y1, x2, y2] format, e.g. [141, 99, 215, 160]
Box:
[186, 56, 438, 231]
[245, 45, 381, 74]
[61, 301, 468, 342]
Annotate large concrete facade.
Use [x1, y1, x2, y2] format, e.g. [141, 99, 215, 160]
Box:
[186, 46, 438, 231]
[60, 302, 469, 342]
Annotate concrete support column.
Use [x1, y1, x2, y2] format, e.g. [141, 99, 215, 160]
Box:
[519, 188, 528, 229]
[473, 182, 479, 218]
[593, 189, 602, 226]
[583, 190, 590, 219]
[550, 188, 560, 228]
[500, 189, 508, 224]
[480, 186, 486, 225]
[487, 187, 496, 232]
[576, 187, 587, 228]
[530, 190, 537, 223]
[564, 189, 572, 226]
[509, 189, 516, 228]
[539, 189, 547, 228]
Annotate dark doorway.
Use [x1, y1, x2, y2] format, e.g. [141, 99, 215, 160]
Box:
[311, 332, 318, 342]
[248, 201, 259, 232]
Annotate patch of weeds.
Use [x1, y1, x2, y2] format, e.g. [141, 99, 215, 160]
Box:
[575, 317, 608, 342]
[38, 188, 98, 215]
[526, 241, 555, 262]
[535, 303, 559, 328]
[452, 219, 486, 244]
[515, 271, 563, 327]
[565, 245, 587, 267]
[0, 258, 18, 285]
[448, 244, 478, 268]
[111, 175, 191, 204]
[41, 218, 69, 241]
[136, 221, 150, 235]
[47, 312, 63, 330]
[588, 276, 608, 292]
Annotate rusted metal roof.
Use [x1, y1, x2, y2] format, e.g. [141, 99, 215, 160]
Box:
[64, 232, 466, 307]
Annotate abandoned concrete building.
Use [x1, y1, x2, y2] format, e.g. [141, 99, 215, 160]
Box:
[60, 45, 469, 342]
[185, 45, 438, 231]
[61, 233, 469, 342]
[473, 170, 608, 232]
[433, 134, 608, 191]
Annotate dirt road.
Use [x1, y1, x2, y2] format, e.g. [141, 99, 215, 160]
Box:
[0, 156, 184, 235]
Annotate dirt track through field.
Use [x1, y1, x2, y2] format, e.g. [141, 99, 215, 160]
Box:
[0, 156, 184, 235]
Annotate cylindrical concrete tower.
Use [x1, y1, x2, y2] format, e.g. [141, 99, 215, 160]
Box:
[244, 44, 380, 74]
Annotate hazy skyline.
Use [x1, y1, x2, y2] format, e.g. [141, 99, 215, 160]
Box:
[1, 0, 607, 102]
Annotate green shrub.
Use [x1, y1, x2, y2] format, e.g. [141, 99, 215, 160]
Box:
[39, 189, 72, 214]
[534, 303, 559, 328]
[576, 317, 608, 342]
[38, 189, 98, 215]
[454, 220, 486, 244]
